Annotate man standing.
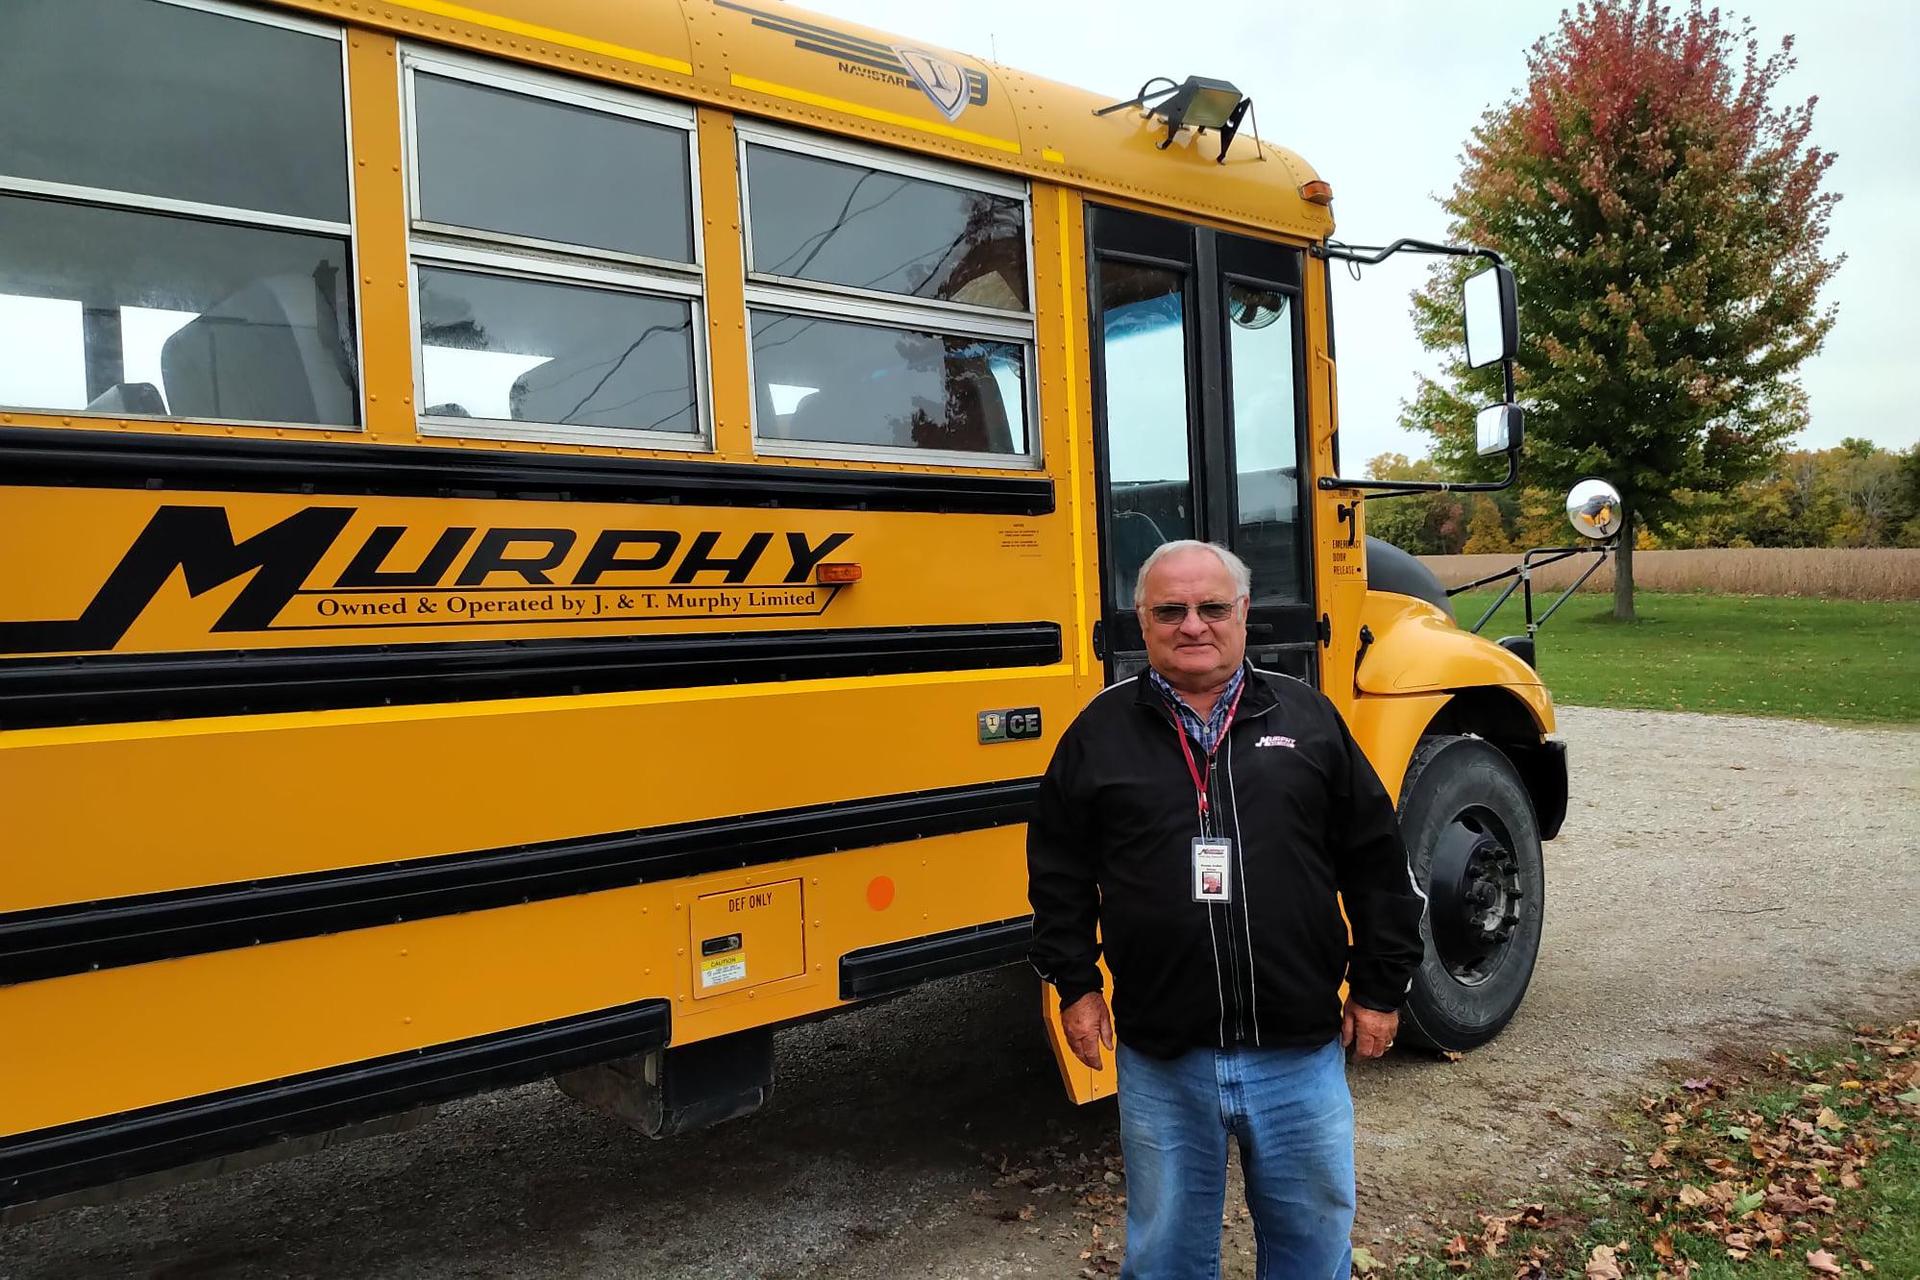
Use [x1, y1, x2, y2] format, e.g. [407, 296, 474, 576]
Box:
[1027, 540, 1425, 1279]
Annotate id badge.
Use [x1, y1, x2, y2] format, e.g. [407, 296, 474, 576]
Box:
[1191, 838, 1233, 903]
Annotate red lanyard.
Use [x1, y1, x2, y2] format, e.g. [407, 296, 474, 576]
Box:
[1171, 682, 1244, 823]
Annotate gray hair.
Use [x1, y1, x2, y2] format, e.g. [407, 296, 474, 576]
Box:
[1132, 540, 1252, 608]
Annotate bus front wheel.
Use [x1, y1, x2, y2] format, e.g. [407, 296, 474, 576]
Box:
[1394, 734, 1545, 1053]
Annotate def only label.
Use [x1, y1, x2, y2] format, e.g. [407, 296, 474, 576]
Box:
[695, 884, 796, 993]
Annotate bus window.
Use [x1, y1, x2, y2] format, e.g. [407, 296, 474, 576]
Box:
[1097, 263, 1195, 602]
[1226, 284, 1307, 605]
[0, 0, 356, 426]
[740, 127, 1035, 465]
[416, 268, 697, 434]
[402, 54, 704, 448]
[0, 0, 348, 220]
[412, 71, 693, 265]
[743, 145, 1026, 310]
[747, 313, 1026, 455]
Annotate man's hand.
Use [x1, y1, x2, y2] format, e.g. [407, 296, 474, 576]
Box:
[1341, 1000, 1398, 1060]
[1061, 992, 1115, 1070]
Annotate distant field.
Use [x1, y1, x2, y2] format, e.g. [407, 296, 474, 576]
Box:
[1428, 547, 1920, 600]
[1451, 590, 1920, 724]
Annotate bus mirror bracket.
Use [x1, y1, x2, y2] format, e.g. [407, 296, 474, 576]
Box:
[1311, 238, 1522, 496]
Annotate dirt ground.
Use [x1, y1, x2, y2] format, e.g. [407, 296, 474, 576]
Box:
[4, 706, 1917, 1278]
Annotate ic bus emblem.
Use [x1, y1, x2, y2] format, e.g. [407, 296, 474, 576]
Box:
[978, 707, 1042, 744]
[893, 46, 970, 121]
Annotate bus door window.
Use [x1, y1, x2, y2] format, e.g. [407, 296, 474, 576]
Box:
[1095, 262, 1196, 615]
[1215, 228, 1314, 681]
[1225, 284, 1307, 607]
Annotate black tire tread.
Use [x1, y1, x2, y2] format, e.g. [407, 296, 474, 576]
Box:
[1392, 734, 1545, 1055]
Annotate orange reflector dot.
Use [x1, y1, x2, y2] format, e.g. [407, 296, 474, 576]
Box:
[1301, 180, 1333, 205]
[866, 875, 895, 911]
[817, 561, 862, 584]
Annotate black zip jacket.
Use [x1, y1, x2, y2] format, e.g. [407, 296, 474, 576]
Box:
[1026, 664, 1425, 1059]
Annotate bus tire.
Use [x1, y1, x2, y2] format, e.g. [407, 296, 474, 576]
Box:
[1393, 734, 1545, 1054]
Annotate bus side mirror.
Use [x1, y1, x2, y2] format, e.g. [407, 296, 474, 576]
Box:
[1463, 263, 1518, 370]
[1475, 403, 1523, 456]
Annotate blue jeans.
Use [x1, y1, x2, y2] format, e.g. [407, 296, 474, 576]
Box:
[1116, 1039, 1354, 1280]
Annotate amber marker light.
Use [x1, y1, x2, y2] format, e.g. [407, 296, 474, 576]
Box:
[816, 562, 863, 584]
[1301, 180, 1333, 206]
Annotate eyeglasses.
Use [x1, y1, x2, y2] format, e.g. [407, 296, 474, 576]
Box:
[1146, 601, 1238, 626]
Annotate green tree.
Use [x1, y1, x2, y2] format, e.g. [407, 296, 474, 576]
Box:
[1401, 0, 1841, 618]
[1511, 486, 1574, 547]
[1822, 446, 1903, 547]
[1463, 498, 1515, 553]
[1898, 444, 1920, 548]
[1362, 453, 1467, 555]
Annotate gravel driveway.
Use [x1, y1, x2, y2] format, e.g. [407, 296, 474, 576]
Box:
[5, 706, 1917, 1278]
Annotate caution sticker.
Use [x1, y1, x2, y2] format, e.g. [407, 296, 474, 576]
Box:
[700, 952, 747, 988]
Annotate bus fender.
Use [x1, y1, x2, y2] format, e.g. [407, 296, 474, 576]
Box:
[1356, 593, 1543, 697]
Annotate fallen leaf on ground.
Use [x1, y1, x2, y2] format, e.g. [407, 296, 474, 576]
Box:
[1805, 1248, 1844, 1275]
[1585, 1243, 1625, 1279]
[1349, 1244, 1383, 1273]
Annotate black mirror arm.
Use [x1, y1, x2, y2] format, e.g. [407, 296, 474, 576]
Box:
[1316, 448, 1518, 495]
[1445, 543, 1615, 637]
[1311, 239, 1506, 269]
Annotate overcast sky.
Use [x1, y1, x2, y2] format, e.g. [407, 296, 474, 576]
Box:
[808, 0, 1919, 466]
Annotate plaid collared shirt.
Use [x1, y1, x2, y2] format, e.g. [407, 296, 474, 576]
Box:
[1147, 664, 1246, 754]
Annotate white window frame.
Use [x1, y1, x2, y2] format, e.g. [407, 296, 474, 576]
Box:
[0, 0, 366, 432]
[736, 122, 1040, 470]
[400, 47, 711, 451]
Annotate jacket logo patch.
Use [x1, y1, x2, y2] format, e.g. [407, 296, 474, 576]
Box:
[1255, 735, 1296, 749]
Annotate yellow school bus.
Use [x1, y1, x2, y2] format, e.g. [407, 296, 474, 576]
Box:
[0, 0, 1569, 1210]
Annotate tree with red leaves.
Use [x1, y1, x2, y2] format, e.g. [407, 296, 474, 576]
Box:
[1402, 0, 1841, 618]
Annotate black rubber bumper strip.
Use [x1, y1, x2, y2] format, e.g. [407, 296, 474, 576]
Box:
[0, 778, 1041, 986]
[0, 426, 1055, 515]
[0, 622, 1062, 729]
[840, 916, 1035, 1000]
[0, 998, 671, 1209]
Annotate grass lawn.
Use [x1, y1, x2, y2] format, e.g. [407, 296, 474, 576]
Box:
[1447, 590, 1920, 725]
[1373, 1020, 1920, 1279]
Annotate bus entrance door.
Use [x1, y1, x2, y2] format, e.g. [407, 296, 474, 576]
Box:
[1086, 205, 1318, 686]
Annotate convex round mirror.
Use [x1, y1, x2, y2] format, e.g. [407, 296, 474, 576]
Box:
[1566, 478, 1623, 540]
